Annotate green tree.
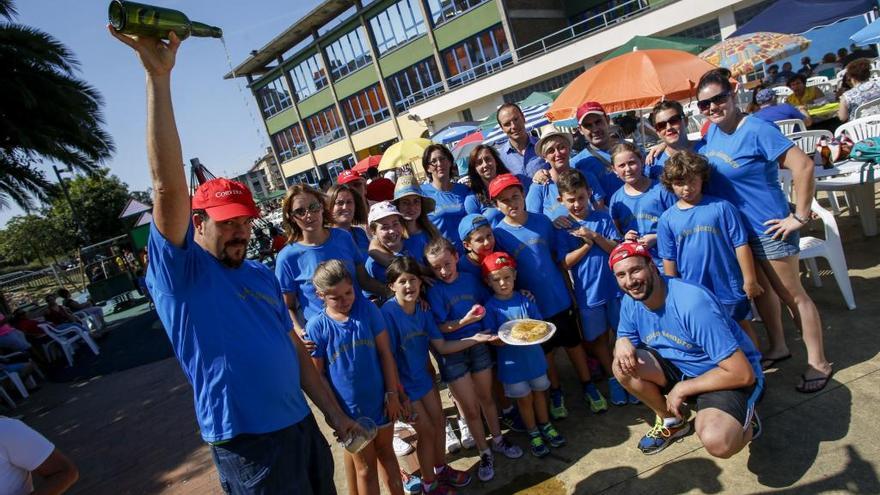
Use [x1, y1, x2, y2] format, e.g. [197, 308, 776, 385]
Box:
[0, 213, 68, 265]
[48, 169, 131, 244]
[0, 0, 114, 211]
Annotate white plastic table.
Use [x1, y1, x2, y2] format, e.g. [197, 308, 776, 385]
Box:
[814, 160, 879, 236]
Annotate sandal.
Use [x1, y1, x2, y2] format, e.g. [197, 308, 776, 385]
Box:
[760, 354, 792, 371]
[796, 369, 835, 394]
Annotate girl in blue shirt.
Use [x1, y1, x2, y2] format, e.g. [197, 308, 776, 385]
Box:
[464, 145, 511, 226]
[608, 142, 676, 270]
[326, 183, 370, 258]
[696, 68, 832, 393]
[306, 260, 404, 495]
[424, 237, 524, 482]
[421, 144, 471, 248]
[383, 257, 492, 492]
[392, 174, 441, 264]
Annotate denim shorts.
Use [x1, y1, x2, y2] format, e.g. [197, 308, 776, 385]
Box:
[749, 232, 800, 260]
[722, 299, 752, 322]
[579, 298, 621, 342]
[503, 374, 551, 399]
[438, 342, 493, 383]
[210, 414, 336, 494]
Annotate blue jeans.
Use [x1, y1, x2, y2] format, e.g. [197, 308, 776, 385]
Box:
[210, 414, 336, 494]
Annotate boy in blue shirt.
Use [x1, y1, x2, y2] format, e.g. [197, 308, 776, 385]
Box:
[657, 151, 763, 347]
[608, 142, 676, 271]
[610, 243, 763, 458]
[488, 173, 597, 421]
[457, 214, 496, 278]
[481, 251, 566, 458]
[553, 169, 637, 407]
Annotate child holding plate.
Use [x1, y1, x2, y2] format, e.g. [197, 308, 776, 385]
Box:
[481, 251, 566, 458]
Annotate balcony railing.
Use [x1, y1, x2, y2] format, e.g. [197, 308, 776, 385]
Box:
[447, 52, 514, 89]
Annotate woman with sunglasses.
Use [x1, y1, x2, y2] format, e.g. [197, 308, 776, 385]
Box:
[696, 68, 832, 394]
[325, 183, 371, 258]
[276, 184, 391, 338]
[421, 144, 472, 248]
[464, 144, 512, 225]
[646, 101, 703, 179]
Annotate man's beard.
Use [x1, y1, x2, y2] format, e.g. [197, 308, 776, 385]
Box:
[629, 271, 655, 301]
[219, 240, 247, 268]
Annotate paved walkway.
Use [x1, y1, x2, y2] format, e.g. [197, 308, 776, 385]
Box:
[8, 193, 880, 494]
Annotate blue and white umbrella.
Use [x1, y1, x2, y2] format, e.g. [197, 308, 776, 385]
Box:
[481, 103, 551, 145]
[430, 121, 481, 145]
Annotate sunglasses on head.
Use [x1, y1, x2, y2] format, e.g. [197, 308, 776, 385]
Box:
[697, 92, 731, 112]
[654, 114, 683, 132]
[290, 202, 322, 218]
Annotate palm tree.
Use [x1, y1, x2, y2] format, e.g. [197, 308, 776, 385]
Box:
[0, 0, 114, 211]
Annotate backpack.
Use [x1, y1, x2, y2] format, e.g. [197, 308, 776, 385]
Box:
[850, 137, 880, 183]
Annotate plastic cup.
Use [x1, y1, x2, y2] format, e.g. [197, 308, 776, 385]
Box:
[341, 417, 377, 454]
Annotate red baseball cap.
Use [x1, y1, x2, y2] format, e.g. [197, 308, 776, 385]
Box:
[366, 177, 395, 202]
[608, 242, 652, 270]
[488, 173, 523, 199]
[191, 178, 260, 221]
[481, 251, 517, 277]
[337, 169, 364, 185]
[576, 101, 606, 125]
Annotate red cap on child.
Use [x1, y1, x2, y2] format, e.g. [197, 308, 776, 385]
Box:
[481, 251, 517, 277]
[488, 174, 523, 199]
[608, 242, 652, 270]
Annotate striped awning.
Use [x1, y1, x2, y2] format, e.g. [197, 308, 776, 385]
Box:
[481, 103, 551, 145]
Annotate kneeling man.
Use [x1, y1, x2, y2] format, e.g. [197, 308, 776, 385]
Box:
[610, 242, 763, 458]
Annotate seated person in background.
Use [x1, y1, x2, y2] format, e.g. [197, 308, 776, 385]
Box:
[797, 56, 813, 76]
[785, 74, 825, 107]
[57, 288, 106, 331]
[0, 417, 79, 495]
[610, 242, 763, 458]
[751, 88, 812, 129]
[813, 53, 840, 79]
[8, 308, 52, 362]
[0, 313, 31, 352]
[43, 295, 88, 334]
[839, 58, 880, 122]
[762, 64, 781, 86]
[776, 62, 796, 84]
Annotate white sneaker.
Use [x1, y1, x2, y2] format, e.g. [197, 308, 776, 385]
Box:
[394, 420, 415, 434]
[445, 420, 462, 454]
[393, 431, 414, 456]
[458, 418, 476, 449]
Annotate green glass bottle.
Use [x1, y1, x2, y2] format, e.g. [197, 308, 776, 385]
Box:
[108, 0, 222, 40]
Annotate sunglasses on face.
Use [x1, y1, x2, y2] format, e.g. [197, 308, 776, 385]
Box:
[697, 92, 731, 112]
[654, 114, 683, 132]
[290, 202, 322, 219]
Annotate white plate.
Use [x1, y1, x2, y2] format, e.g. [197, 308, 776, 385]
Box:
[498, 319, 556, 346]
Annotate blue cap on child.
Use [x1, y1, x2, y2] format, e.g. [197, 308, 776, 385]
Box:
[458, 213, 489, 243]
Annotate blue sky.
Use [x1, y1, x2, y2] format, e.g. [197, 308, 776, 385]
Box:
[3, 0, 322, 228]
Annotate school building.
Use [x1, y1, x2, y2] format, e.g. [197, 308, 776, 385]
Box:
[228, 0, 772, 186]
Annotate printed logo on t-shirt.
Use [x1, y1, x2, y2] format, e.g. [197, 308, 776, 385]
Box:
[328, 338, 376, 365]
[238, 286, 277, 306]
[705, 150, 742, 169]
[645, 330, 694, 350]
[677, 224, 720, 242]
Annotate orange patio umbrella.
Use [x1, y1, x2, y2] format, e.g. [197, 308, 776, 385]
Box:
[546, 49, 718, 121]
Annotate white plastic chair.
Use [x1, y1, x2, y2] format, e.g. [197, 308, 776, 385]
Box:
[0, 370, 30, 399]
[0, 385, 14, 408]
[799, 199, 856, 310]
[39, 323, 99, 367]
[787, 130, 833, 155]
[775, 118, 806, 135]
[852, 96, 880, 120]
[835, 114, 880, 141]
[772, 86, 793, 97]
[806, 76, 828, 86]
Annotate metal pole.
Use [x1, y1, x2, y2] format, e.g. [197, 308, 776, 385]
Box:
[52, 165, 87, 243]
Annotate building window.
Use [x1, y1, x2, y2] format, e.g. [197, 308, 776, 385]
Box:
[326, 27, 373, 80]
[289, 54, 328, 100]
[426, 0, 488, 26]
[272, 123, 308, 162]
[443, 25, 511, 87]
[671, 18, 721, 41]
[288, 168, 320, 187]
[341, 85, 391, 132]
[368, 0, 427, 55]
[734, 0, 774, 27]
[385, 57, 444, 112]
[255, 77, 293, 118]
[304, 106, 345, 149]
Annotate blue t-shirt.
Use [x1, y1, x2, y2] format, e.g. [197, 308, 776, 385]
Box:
[618, 278, 762, 379]
[657, 195, 748, 305]
[496, 136, 548, 186]
[554, 210, 622, 308]
[275, 228, 364, 322]
[146, 222, 309, 442]
[648, 151, 670, 180]
[493, 214, 572, 317]
[752, 104, 806, 129]
[403, 230, 431, 263]
[609, 180, 676, 262]
[483, 293, 548, 384]
[457, 255, 484, 279]
[426, 272, 490, 340]
[524, 172, 605, 220]
[422, 182, 471, 247]
[463, 193, 504, 226]
[381, 299, 443, 401]
[306, 297, 388, 424]
[700, 117, 794, 238]
[349, 227, 370, 259]
[571, 147, 625, 197]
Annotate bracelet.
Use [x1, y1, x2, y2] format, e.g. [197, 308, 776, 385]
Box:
[792, 213, 809, 224]
[384, 391, 398, 403]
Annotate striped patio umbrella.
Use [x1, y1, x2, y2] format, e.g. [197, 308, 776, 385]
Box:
[699, 32, 811, 78]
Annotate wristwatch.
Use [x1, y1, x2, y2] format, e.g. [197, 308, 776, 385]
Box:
[792, 213, 809, 224]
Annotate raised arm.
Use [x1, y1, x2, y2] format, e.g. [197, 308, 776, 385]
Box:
[109, 27, 190, 246]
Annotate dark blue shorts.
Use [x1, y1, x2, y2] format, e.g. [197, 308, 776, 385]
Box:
[438, 342, 493, 383]
[722, 299, 752, 322]
[749, 232, 799, 260]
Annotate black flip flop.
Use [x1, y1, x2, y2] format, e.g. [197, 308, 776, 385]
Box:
[796, 370, 835, 394]
[760, 354, 792, 371]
